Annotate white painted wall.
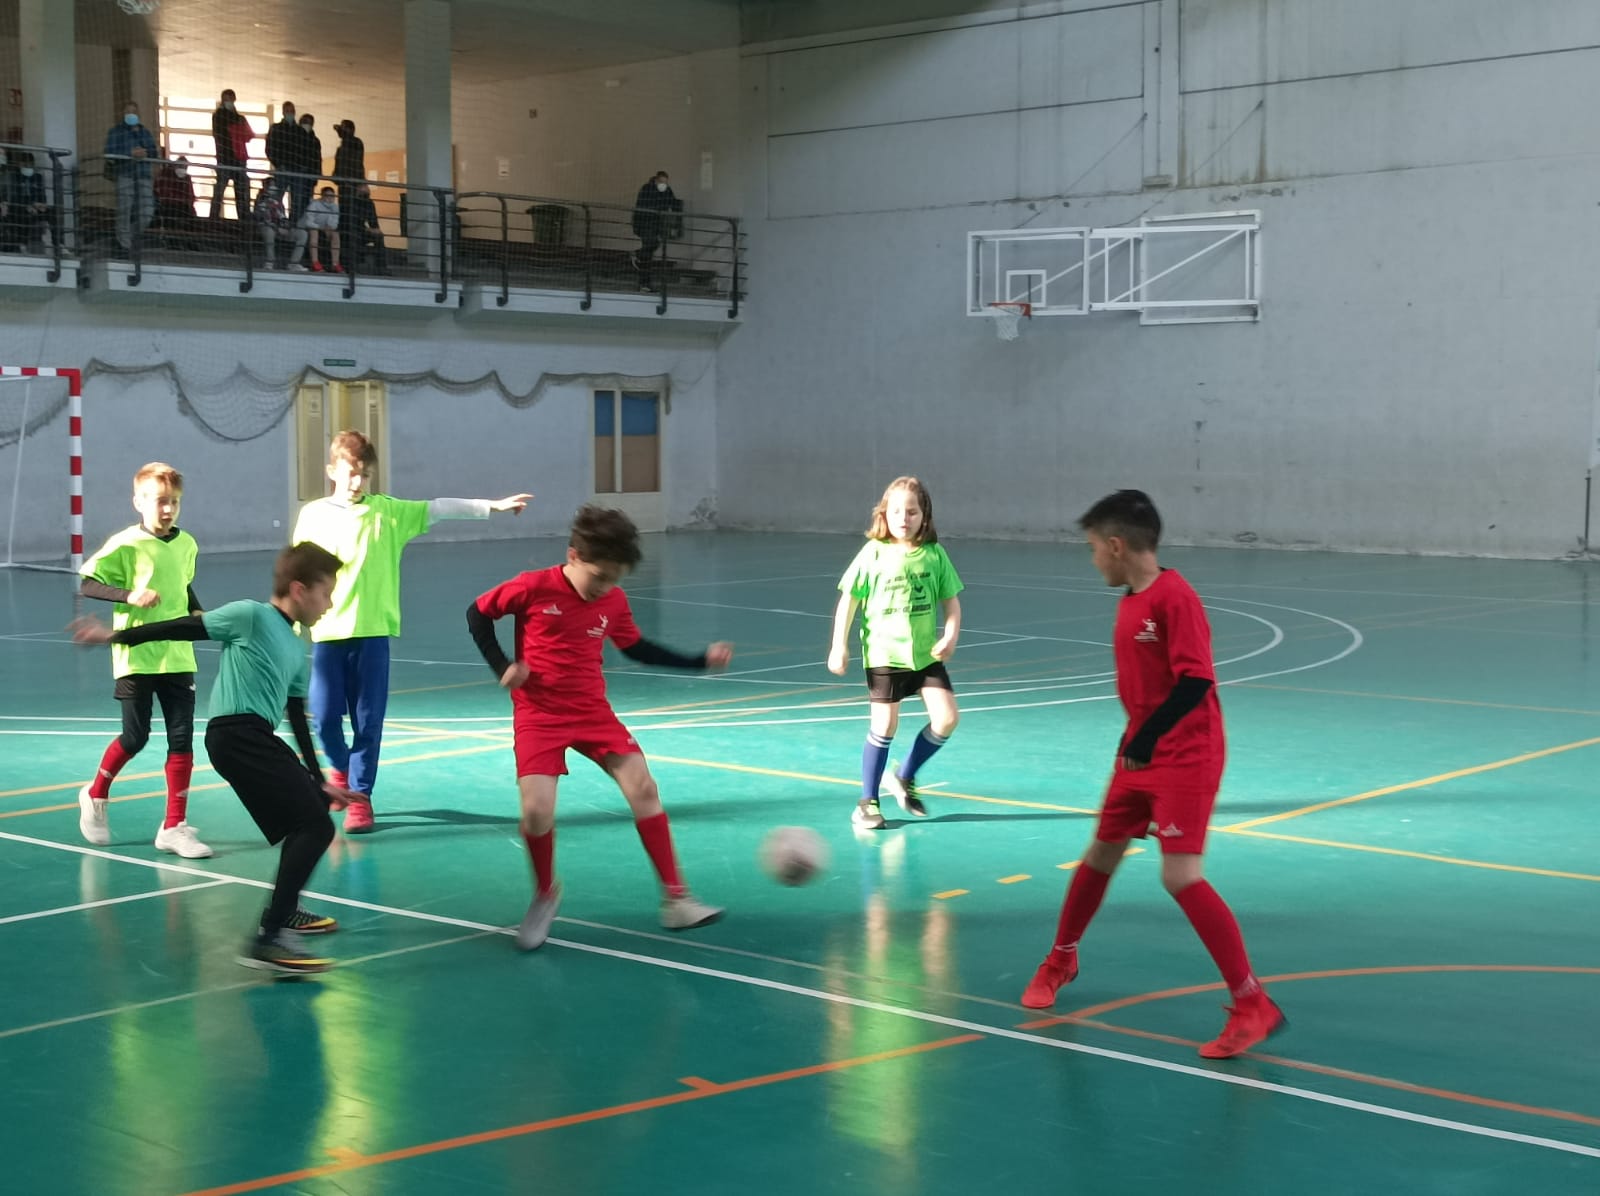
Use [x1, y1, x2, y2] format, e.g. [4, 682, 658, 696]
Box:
[0, 297, 719, 561]
[718, 0, 1600, 556]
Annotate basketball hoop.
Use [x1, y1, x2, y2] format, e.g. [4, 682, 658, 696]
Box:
[117, 0, 161, 14]
[984, 301, 1031, 341]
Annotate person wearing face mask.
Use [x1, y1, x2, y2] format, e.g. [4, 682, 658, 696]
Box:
[284, 111, 322, 230]
[103, 100, 159, 253]
[209, 88, 254, 221]
[153, 154, 204, 251]
[630, 170, 680, 285]
[265, 100, 297, 188]
[332, 120, 365, 270]
[0, 151, 55, 252]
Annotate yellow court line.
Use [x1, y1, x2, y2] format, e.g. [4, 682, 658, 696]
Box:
[932, 889, 969, 900]
[1224, 827, 1600, 883]
[1234, 682, 1600, 718]
[646, 755, 1094, 814]
[622, 686, 848, 717]
[1221, 735, 1600, 831]
[997, 874, 1031, 884]
[0, 766, 180, 800]
[389, 679, 495, 696]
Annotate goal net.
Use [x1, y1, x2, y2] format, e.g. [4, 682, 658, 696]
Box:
[0, 368, 83, 574]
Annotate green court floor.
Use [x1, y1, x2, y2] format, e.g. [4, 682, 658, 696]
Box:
[1, 533, 1597, 1194]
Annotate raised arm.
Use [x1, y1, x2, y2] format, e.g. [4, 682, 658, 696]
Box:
[618, 637, 733, 671]
[70, 613, 209, 646]
[428, 493, 534, 521]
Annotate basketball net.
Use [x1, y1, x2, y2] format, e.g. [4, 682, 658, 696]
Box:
[985, 301, 1031, 341]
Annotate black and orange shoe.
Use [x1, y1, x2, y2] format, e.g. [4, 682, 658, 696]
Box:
[263, 907, 339, 935]
[1199, 995, 1287, 1059]
[238, 930, 335, 975]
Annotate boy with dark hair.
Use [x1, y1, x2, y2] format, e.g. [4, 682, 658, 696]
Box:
[292, 429, 532, 833]
[77, 462, 209, 858]
[466, 504, 731, 949]
[72, 543, 358, 975]
[1020, 489, 1285, 1059]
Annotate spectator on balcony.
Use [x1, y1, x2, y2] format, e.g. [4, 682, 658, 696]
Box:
[333, 120, 365, 268]
[288, 185, 341, 273]
[631, 170, 680, 279]
[1, 151, 56, 253]
[253, 179, 303, 271]
[348, 184, 388, 275]
[285, 112, 323, 228]
[209, 89, 253, 220]
[104, 101, 160, 254]
[265, 101, 297, 198]
[152, 155, 207, 251]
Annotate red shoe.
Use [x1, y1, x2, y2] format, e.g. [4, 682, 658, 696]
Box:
[343, 797, 374, 834]
[310, 260, 324, 273]
[329, 768, 348, 790]
[1020, 947, 1079, 1008]
[1199, 994, 1287, 1059]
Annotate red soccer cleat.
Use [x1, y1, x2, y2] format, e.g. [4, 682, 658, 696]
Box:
[1199, 995, 1287, 1059]
[1020, 947, 1080, 1009]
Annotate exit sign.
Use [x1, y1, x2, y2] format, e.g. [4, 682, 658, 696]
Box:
[322, 358, 356, 368]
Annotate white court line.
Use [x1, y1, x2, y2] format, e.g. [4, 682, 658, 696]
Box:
[0, 828, 1593, 1159]
[0, 878, 231, 925]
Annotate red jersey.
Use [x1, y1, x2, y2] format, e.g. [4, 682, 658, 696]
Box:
[474, 565, 642, 714]
[1113, 569, 1225, 770]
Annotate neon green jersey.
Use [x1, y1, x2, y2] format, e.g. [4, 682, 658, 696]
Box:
[80, 525, 199, 678]
[291, 494, 431, 641]
[838, 541, 963, 670]
[201, 600, 310, 724]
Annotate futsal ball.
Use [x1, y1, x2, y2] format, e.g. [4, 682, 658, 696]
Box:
[759, 826, 829, 886]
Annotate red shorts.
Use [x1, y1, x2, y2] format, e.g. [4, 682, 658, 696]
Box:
[1095, 766, 1222, 855]
[512, 706, 640, 777]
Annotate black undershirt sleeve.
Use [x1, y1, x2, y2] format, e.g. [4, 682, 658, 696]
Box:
[187, 585, 203, 614]
[619, 637, 709, 670]
[108, 614, 211, 646]
[80, 577, 132, 604]
[465, 600, 513, 680]
[1122, 675, 1214, 765]
[285, 697, 325, 782]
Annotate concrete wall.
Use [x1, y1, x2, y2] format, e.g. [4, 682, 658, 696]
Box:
[717, 0, 1600, 556]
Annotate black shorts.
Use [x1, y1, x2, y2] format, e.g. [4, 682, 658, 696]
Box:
[205, 714, 331, 846]
[866, 663, 953, 704]
[112, 672, 196, 753]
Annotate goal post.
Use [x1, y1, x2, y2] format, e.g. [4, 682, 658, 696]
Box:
[0, 366, 84, 574]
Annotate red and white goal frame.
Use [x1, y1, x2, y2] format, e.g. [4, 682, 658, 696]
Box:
[0, 366, 83, 574]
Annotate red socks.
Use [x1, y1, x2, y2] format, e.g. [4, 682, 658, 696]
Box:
[522, 828, 556, 896]
[1053, 863, 1112, 950]
[162, 752, 193, 829]
[88, 739, 136, 800]
[634, 811, 685, 898]
[1175, 879, 1261, 1001]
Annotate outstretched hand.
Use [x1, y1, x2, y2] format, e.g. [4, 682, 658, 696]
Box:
[705, 642, 734, 671]
[128, 588, 161, 609]
[492, 493, 534, 515]
[68, 615, 113, 645]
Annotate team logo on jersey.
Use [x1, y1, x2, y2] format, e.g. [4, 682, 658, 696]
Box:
[1155, 823, 1184, 838]
[1135, 618, 1160, 643]
[588, 613, 609, 638]
[542, 604, 563, 616]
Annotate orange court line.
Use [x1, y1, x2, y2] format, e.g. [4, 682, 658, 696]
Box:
[175, 1034, 983, 1196]
[0, 767, 183, 800]
[997, 874, 1032, 884]
[1224, 828, 1600, 883]
[1013, 964, 1600, 1130]
[932, 889, 970, 900]
[1221, 735, 1600, 831]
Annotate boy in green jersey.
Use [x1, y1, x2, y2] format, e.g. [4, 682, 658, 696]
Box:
[292, 429, 532, 833]
[77, 462, 210, 858]
[73, 543, 359, 975]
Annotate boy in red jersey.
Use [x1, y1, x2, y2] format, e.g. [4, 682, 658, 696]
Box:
[1020, 490, 1285, 1059]
[466, 505, 733, 949]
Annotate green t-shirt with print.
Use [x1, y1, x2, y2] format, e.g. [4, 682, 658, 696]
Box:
[291, 494, 431, 641]
[201, 600, 310, 724]
[80, 525, 199, 678]
[838, 540, 963, 670]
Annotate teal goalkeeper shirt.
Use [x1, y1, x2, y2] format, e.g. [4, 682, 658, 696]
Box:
[200, 601, 310, 724]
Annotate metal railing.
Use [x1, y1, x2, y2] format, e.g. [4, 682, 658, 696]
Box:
[0, 142, 73, 283]
[451, 191, 745, 317]
[10, 147, 748, 316]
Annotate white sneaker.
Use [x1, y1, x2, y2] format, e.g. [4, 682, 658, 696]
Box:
[515, 881, 563, 950]
[286, 263, 308, 273]
[659, 892, 724, 931]
[77, 785, 110, 845]
[154, 821, 213, 859]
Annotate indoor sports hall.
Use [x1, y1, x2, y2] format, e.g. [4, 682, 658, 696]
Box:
[1, 2, 1598, 1195]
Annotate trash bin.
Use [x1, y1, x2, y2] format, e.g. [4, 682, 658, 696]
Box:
[529, 204, 568, 246]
